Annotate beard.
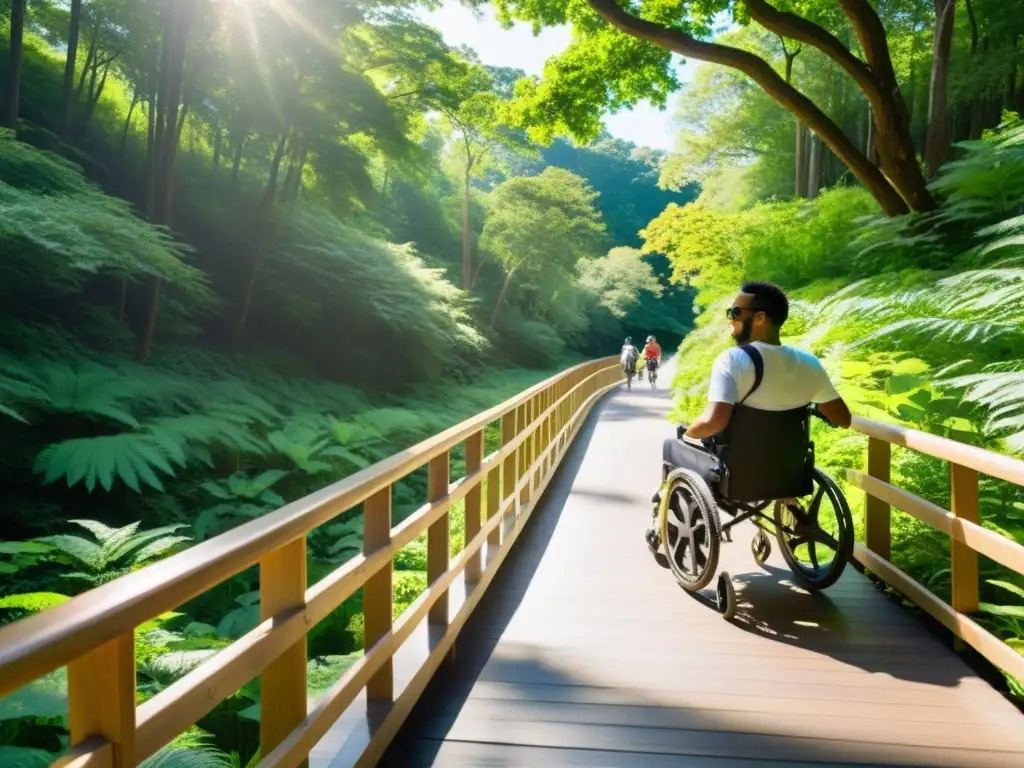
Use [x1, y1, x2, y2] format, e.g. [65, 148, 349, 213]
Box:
[732, 316, 754, 345]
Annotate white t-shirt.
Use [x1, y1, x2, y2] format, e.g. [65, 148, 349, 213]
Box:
[707, 342, 840, 411]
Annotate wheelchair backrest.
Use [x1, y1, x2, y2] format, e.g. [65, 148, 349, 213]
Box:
[717, 404, 814, 502]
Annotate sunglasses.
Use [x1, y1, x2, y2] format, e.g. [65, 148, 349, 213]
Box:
[726, 306, 754, 320]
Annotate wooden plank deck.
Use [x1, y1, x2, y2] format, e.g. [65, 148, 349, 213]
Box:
[377, 373, 1024, 767]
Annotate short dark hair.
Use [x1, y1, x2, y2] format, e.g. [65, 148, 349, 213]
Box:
[741, 281, 789, 326]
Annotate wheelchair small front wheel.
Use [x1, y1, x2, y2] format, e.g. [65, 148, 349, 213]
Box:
[751, 529, 771, 566]
[716, 572, 737, 619]
[773, 468, 855, 591]
[660, 469, 721, 592]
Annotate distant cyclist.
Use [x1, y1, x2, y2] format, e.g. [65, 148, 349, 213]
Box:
[620, 337, 638, 376]
[643, 335, 661, 376]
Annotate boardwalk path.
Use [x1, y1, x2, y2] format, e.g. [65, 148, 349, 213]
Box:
[379, 366, 1024, 767]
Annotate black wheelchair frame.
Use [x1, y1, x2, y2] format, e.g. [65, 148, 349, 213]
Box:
[653, 407, 855, 619]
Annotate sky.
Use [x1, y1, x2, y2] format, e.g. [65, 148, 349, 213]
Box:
[413, 2, 700, 151]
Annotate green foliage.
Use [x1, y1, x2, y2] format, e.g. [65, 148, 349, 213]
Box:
[0, 136, 212, 310]
[36, 520, 190, 586]
[0, 747, 54, 768]
[668, 118, 1024, 699]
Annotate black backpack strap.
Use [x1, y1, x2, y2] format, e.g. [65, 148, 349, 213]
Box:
[738, 344, 764, 405]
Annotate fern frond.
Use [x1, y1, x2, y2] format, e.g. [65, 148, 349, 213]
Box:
[35, 534, 104, 570]
[132, 535, 191, 564]
[146, 413, 267, 456]
[34, 432, 184, 492]
[105, 523, 189, 563]
[139, 747, 233, 768]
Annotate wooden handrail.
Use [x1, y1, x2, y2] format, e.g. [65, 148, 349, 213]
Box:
[849, 415, 1024, 685]
[0, 356, 624, 767]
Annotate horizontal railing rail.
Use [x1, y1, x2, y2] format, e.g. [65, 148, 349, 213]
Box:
[0, 356, 624, 768]
[848, 416, 1024, 686]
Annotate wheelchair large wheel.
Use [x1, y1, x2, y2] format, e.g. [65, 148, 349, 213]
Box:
[773, 467, 854, 591]
[661, 469, 722, 591]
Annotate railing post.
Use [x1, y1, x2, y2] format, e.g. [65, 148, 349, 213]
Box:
[502, 409, 518, 539]
[260, 537, 307, 762]
[465, 430, 484, 583]
[427, 451, 450, 627]
[68, 634, 136, 768]
[532, 394, 542, 492]
[865, 437, 891, 560]
[363, 486, 393, 702]
[518, 401, 531, 511]
[950, 463, 980, 616]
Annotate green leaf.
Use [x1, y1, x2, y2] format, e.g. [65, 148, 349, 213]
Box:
[886, 373, 927, 395]
[979, 602, 1024, 619]
[139, 747, 233, 768]
[34, 433, 180, 493]
[0, 592, 69, 613]
[0, 669, 67, 723]
[0, 747, 54, 768]
[323, 444, 370, 468]
[987, 579, 1024, 599]
[0, 541, 51, 555]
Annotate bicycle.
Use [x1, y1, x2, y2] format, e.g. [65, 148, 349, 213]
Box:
[646, 357, 659, 389]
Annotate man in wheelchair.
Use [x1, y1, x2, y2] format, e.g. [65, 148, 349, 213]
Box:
[646, 281, 851, 556]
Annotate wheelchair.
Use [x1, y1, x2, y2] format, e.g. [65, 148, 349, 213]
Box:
[651, 404, 854, 619]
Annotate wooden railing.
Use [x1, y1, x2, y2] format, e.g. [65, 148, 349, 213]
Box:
[848, 416, 1024, 685]
[0, 357, 624, 768]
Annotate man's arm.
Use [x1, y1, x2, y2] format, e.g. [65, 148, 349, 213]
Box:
[684, 401, 733, 439]
[684, 350, 740, 439]
[817, 397, 852, 428]
[812, 361, 852, 428]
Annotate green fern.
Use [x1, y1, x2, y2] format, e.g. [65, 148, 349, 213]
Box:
[267, 424, 333, 475]
[139, 747, 234, 768]
[34, 431, 186, 492]
[37, 520, 190, 586]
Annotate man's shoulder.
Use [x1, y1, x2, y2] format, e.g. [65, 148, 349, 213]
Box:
[713, 346, 753, 370]
[776, 343, 825, 369]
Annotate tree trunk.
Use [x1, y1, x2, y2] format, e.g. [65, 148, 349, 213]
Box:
[965, 0, 984, 140]
[807, 133, 823, 199]
[231, 134, 246, 186]
[119, 92, 140, 152]
[925, 0, 956, 178]
[212, 125, 223, 169]
[782, 42, 806, 200]
[75, 25, 99, 104]
[489, 266, 519, 328]
[233, 132, 288, 347]
[3, 0, 27, 129]
[280, 140, 306, 203]
[136, 0, 197, 364]
[589, 0, 915, 215]
[866, 106, 877, 163]
[461, 136, 476, 291]
[80, 64, 109, 129]
[60, 0, 84, 140]
[795, 124, 808, 198]
[462, 170, 473, 290]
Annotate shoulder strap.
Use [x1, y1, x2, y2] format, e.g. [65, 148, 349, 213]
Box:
[738, 344, 764, 405]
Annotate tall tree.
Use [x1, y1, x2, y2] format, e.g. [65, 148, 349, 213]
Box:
[3, 0, 27, 129]
[481, 167, 605, 326]
[60, 0, 84, 139]
[483, 0, 939, 215]
[136, 0, 196, 362]
[925, 0, 956, 177]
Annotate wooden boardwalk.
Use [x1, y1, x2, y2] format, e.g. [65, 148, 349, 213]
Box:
[378, 375, 1024, 767]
